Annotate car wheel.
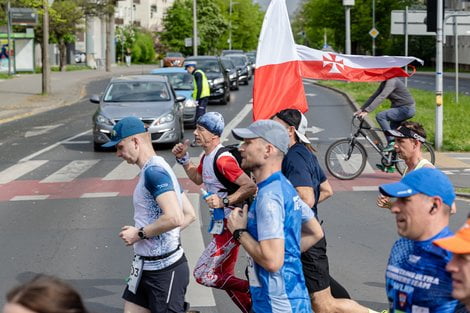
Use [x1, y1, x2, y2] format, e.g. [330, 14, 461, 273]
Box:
[244, 78, 249, 85]
[93, 141, 103, 152]
[235, 80, 239, 90]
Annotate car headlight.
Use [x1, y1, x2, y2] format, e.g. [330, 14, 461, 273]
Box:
[157, 113, 175, 124]
[95, 114, 112, 125]
[184, 99, 197, 108]
[229, 73, 236, 79]
[213, 77, 224, 85]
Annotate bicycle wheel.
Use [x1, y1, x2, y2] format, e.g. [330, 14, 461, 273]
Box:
[394, 142, 436, 175]
[325, 139, 367, 180]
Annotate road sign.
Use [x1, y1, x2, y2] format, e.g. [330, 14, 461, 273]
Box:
[184, 37, 200, 47]
[391, 10, 470, 35]
[9, 8, 38, 26]
[369, 27, 379, 38]
[343, 0, 355, 6]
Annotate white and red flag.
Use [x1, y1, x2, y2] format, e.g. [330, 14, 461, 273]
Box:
[253, 0, 423, 121]
[252, 0, 306, 120]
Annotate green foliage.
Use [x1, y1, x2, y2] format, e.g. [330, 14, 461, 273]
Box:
[132, 31, 156, 63]
[292, 0, 428, 60]
[160, 0, 263, 55]
[318, 80, 470, 151]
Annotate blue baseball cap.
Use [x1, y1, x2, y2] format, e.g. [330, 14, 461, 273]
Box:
[379, 168, 455, 206]
[102, 116, 147, 147]
[197, 112, 224, 136]
[232, 119, 289, 154]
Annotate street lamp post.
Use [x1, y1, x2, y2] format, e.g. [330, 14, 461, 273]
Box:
[193, 0, 198, 56]
[42, 0, 54, 95]
[372, 0, 376, 55]
[229, 0, 232, 50]
[343, 0, 354, 55]
[6, 0, 12, 76]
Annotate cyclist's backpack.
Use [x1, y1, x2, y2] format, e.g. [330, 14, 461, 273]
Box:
[212, 144, 248, 195]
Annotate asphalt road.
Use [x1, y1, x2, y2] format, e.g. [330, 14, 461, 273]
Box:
[0, 78, 468, 312]
[407, 73, 470, 95]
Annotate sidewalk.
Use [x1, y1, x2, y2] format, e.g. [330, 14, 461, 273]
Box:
[0, 64, 157, 124]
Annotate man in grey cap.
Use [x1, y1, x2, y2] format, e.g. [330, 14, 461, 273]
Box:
[227, 119, 324, 313]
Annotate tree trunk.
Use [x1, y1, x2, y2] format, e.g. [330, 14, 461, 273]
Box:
[59, 39, 67, 72]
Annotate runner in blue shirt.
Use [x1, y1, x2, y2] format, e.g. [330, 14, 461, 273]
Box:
[379, 168, 458, 312]
[228, 120, 324, 313]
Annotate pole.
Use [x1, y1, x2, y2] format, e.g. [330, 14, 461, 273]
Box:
[6, 0, 12, 75]
[435, 0, 443, 150]
[372, 0, 376, 55]
[42, 0, 51, 95]
[405, 6, 409, 87]
[345, 6, 351, 54]
[229, 0, 232, 50]
[193, 0, 198, 56]
[454, 16, 459, 103]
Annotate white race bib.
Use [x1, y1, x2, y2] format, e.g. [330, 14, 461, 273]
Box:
[247, 256, 261, 287]
[127, 255, 143, 294]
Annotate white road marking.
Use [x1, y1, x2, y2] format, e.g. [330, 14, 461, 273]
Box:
[305, 93, 317, 97]
[62, 141, 91, 144]
[25, 124, 63, 138]
[81, 192, 119, 198]
[455, 157, 470, 160]
[306, 125, 324, 134]
[0, 160, 48, 184]
[11, 195, 49, 201]
[102, 161, 140, 181]
[221, 103, 252, 143]
[40, 160, 99, 183]
[20, 129, 92, 162]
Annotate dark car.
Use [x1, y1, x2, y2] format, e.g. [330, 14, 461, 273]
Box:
[220, 57, 239, 90]
[184, 56, 231, 105]
[221, 49, 244, 56]
[246, 51, 256, 73]
[227, 54, 251, 85]
[90, 75, 185, 151]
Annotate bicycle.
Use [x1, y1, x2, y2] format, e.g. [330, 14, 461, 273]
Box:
[325, 116, 435, 180]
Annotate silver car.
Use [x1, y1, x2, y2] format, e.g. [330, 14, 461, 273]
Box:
[91, 75, 185, 151]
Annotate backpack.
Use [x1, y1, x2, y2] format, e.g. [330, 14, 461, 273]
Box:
[212, 144, 247, 195]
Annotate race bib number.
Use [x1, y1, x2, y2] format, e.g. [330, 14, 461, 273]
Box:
[247, 256, 261, 287]
[127, 255, 143, 294]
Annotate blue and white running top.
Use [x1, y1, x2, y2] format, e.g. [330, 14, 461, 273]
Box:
[247, 171, 313, 313]
[133, 156, 184, 271]
[386, 227, 458, 313]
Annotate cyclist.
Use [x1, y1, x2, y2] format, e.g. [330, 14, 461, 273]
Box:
[354, 77, 415, 152]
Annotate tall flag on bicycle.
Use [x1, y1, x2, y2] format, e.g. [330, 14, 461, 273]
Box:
[253, 0, 423, 120]
[252, 0, 307, 120]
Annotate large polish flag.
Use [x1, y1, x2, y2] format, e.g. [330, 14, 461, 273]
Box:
[253, 0, 423, 120]
[252, 0, 307, 120]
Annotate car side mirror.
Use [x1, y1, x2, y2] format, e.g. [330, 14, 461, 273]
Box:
[90, 95, 100, 103]
[176, 96, 186, 103]
[225, 68, 231, 73]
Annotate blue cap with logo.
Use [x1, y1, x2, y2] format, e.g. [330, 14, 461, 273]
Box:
[197, 112, 224, 136]
[102, 116, 147, 147]
[232, 119, 289, 154]
[379, 168, 455, 206]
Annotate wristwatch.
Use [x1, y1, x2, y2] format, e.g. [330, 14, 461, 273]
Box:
[233, 228, 248, 242]
[138, 227, 149, 240]
[222, 197, 230, 207]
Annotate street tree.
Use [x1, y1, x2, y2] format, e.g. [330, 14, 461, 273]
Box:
[160, 0, 228, 55]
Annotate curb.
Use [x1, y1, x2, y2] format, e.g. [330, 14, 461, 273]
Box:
[456, 193, 470, 199]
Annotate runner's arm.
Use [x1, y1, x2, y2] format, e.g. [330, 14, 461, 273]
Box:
[239, 235, 284, 272]
[301, 217, 324, 252]
[318, 180, 333, 203]
[144, 191, 185, 236]
[227, 172, 257, 205]
[182, 161, 203, 185]
[295, 186, 315, 208]
[180, 192, 197, 230]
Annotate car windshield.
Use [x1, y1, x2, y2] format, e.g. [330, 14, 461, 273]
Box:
[158, 72, 193, 90]
[195, 60, 221, 73]
[103, 81, 170, 102]
[167, 52, 183, 57]
[228, 56, 245, 67]
[221, 60, 235, 70]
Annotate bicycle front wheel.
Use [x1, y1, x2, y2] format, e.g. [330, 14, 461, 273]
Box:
[395, 142, 436, 175]
[325, 139, 367, 180]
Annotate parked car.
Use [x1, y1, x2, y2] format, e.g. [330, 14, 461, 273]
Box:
[246, 51, 256, 73]
[184, 56, 230, 105]
[150, 67, 198, 127]
[220, 57, 240, 90]
[163, 52, 185, 67]
[227, 54, 251, 85]
[221, 49, 244, 56]
[90, 75, 185, 151]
